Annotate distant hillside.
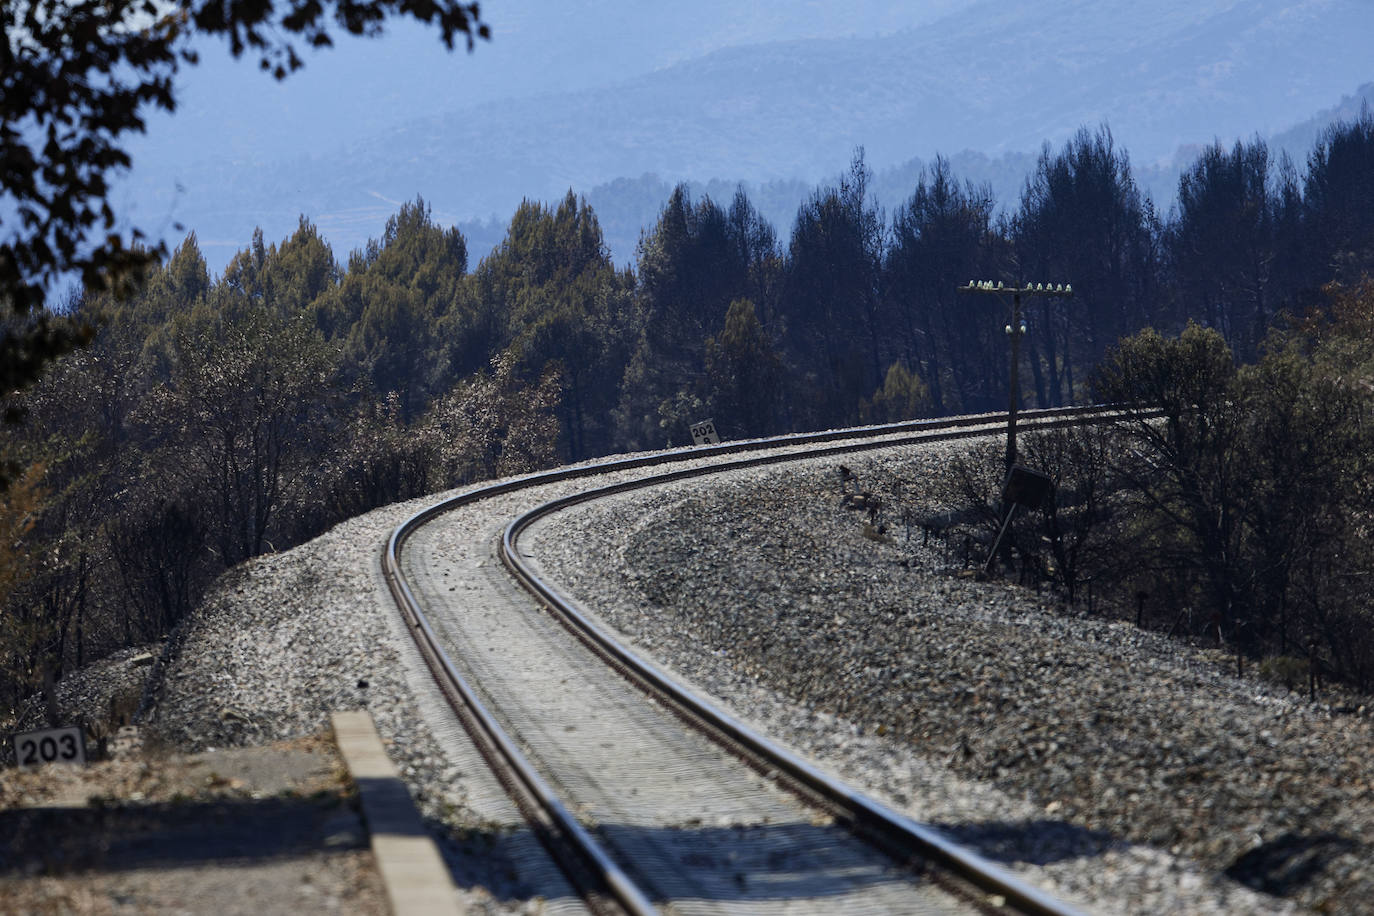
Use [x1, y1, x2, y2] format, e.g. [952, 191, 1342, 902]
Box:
[1268, 82, 1374, 165]
[112, 0, 1374, 271]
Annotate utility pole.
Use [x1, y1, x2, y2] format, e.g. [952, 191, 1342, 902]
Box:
[958, 280, 1073, 470]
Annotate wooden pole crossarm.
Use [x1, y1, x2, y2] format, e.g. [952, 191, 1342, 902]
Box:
[957, 280, 1074, 470]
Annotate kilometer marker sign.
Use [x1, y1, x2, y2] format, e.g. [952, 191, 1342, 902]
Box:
[690, 418, 721, 446]
[12, 725, 87, 770]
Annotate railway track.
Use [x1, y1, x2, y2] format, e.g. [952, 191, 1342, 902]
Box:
[383, 408, 1101, 915]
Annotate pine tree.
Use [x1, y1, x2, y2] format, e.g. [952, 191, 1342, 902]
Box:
[884, 156, 998, 412]
[1014, 127, 1160, 406]
[1169, 139, 1277, 358]
[782, 150, 885, 429]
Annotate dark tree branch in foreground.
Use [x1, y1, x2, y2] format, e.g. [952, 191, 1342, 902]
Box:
[0, 0, 488, 457]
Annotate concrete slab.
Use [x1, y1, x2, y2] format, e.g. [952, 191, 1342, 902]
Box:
[332, 710, 460, 916]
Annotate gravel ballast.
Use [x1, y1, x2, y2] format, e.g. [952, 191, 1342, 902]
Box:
[527, 440, 1374, 915]
[108, 492, 583, 915]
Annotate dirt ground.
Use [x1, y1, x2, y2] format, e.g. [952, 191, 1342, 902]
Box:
[0, 730, 388, 915]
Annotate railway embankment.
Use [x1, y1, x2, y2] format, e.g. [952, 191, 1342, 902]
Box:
[530, 439, 1374, 915]
[6, 429, 1371, 914]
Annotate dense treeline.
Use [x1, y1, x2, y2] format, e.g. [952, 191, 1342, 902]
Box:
[7, 112, 1374, 714]
[1101, 312, 1374, 691]
[966, 303, 1374, 693]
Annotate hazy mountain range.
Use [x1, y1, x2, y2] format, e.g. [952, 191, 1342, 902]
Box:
[112, 0, 1374, 271]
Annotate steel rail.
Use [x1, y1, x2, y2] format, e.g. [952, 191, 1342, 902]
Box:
[384, 407, 1105, 915]
[500, 414, 1095, 916]
[382, 515, 658, 915]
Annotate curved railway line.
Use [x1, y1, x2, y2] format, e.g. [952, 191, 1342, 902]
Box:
[383, 408, 1105, 915]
